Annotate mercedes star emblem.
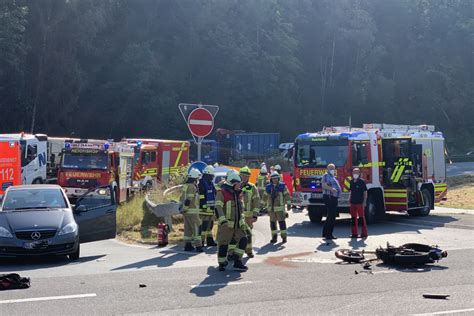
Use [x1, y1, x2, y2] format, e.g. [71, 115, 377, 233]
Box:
[31, 231, 41, 240]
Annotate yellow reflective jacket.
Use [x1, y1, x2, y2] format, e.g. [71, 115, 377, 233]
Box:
[241, 182, 260, 218]
[180, 183, 200, 214]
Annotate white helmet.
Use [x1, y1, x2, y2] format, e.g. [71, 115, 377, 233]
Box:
[203, 165, 215, 175]
[260, 165, 268, 174]
[274, 164, 282, 172]
[188, 168, 202, 179]
[213, 162, 219, 168]
[227, 171, 242, 184]
[270, 171, 280, 180]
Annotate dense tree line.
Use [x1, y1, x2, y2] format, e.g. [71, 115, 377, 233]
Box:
[0, 0, 472, 152]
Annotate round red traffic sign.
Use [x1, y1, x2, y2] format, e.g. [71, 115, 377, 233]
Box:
[187, 108, 214, 138]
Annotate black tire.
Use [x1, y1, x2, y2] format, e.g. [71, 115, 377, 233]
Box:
[408, 188, 432, 216]
[32, 178, 43, 184]
[335, 249, 365, 263]
[68, 244, 80, 261]
[308, 206, 324, 223]
[365, 193, 381, 224]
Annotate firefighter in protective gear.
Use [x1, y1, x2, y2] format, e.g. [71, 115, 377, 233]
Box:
[199, 165, 217, 247]
[256, 165, 269, 209]
[264, 171, 291, 244]
[180, 168, 203, 252]
[228, 167, 260, 258]
[215, 171, 249, 272]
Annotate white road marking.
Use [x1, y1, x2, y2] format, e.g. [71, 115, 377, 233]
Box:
[189, 119, 212, 126]
[190, 281, 253, 289]
[413, 307, 474, 315]
[0, 293, 97, 304]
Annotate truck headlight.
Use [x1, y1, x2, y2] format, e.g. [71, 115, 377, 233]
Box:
[58, 223, 78, 236]
[0, 226, 13, 238]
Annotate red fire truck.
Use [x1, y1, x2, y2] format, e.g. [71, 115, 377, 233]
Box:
[58, 140, 134, 203]
[124, 139, 190, 189]
[292, 124, 447, 224]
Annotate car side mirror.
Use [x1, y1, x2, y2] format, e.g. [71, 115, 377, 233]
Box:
[74, 205, 88, 213]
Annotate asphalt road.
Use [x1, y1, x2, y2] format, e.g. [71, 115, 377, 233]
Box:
[446, 162, 474, 177]
[1, 208, 473, 315]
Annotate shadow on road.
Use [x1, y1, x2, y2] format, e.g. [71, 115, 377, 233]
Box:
[256, 242, 286, 255]
[375, 263, 449, 273]
[348, 238, 367, 250]
[0, 255, 106, 271]
[316, 240, 338, 252]
[190, 266, 243, 297]
[111, 244, 199, 271]
[288, 212, 462, 239]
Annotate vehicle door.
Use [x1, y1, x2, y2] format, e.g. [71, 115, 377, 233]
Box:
[73, 185, 117, 243]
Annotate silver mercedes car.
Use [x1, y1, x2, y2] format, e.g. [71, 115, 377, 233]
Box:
[0, 184, 117, 260]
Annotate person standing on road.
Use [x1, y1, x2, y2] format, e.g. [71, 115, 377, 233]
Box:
[349, 168, 368, 238]
[199, 165, 218, 247]
[180, 168, 203, 252]
[215, 171, 249, 272]
[257, 165, 269, 212]
[265, 171, 291, 244]
[321, 163, 342, 240]
[239, 166, 260, 258]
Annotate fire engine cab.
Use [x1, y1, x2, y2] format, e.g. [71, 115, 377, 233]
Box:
[58, 139, 134, 203]
[292, 123, 447, 224]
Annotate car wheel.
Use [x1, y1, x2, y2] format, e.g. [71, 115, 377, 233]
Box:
[68, 244, 80, 261]
[365, 193, 382, 224]
[308, 206, 324, 223]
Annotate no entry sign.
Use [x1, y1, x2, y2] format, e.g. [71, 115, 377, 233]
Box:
[187, 108, 214, 138]
[178, 103, 219, 161]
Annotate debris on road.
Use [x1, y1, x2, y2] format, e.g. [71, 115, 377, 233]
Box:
[0, 273, 30, 291]
[335, 243, 448, 266]
[423, 293, 450, 299]
[139, 284, 147, 288]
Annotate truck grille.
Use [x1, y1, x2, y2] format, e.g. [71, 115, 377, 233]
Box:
[67, 178, 99, 187]
[15, 230, 57, 240]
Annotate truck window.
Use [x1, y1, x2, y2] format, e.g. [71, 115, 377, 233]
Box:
[150, 152, 156, 162]
[296, 142, 348, 167]
[352, 142, 369, 166]
[141, 152, 150, 164]
[20, 143, 38, 167]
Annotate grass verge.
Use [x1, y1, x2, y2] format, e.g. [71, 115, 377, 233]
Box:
[116, 190, 184, 244]
[438, 175, 474, 209]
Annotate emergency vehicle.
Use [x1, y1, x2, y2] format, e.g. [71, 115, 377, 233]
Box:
[124, 139, 189, 188]
[0, 133, 48, 186]
[58, 139, 134, 203]
[292, 124, 447, 224]
[0, 140, 22, 197]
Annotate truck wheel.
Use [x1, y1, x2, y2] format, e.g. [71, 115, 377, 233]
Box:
[32, 178, 43, 184]
[308, 206, 324, 224]
[408, 188, 432, 217]
[365, 194, 381, 224]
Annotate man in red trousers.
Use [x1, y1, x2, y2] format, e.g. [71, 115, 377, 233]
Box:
[349, 168, 368, 238]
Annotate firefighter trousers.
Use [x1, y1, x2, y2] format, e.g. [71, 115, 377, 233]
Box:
[217, 224, 248, 265]
[183, 213, 202, 247]
[269, 210, 287, 239]
[229, 218, 254, 255]
[200, 215, 215, 240]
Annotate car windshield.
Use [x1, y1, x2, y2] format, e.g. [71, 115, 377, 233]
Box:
[1, 188, 67, 211]
[62, 149, 108, 170]
[296, 142, 348, 167]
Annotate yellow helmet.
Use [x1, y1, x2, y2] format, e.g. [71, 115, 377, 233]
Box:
[239, 166, 251, 176]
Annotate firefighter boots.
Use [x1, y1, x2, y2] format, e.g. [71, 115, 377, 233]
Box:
[233, 260, 248, 272]
[184, 243, 195, 252]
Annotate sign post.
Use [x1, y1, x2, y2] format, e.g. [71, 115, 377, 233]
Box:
[179, 103, 219, 161]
